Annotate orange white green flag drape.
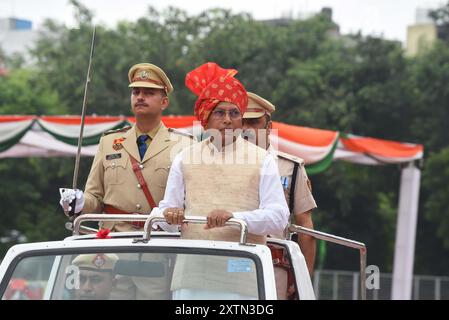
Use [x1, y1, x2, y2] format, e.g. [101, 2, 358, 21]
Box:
[0, 115, 423, 175]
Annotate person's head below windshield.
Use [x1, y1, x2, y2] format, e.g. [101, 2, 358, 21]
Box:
[72, 253, 118, 300]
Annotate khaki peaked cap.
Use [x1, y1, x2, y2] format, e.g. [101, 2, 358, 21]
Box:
[128, 63, 174, 94]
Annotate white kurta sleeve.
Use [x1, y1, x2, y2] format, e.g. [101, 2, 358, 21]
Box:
[152, 153, 185, 232]
[232, 153, 290, 235]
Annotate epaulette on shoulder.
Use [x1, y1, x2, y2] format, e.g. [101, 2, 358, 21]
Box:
[168, 128, 195, 140]
[276, 151, 305, 166]
[102, 126, 132, 136]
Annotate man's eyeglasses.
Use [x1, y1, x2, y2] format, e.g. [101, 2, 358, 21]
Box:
[210, 109, 242, 120]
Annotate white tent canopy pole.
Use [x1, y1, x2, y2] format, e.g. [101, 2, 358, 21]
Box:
[391, 162, 421, 300]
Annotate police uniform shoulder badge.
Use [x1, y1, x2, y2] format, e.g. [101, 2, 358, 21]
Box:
[103, 126, 132, 137]
[168, 127, 195, 140]
[276, 151, 305, 166]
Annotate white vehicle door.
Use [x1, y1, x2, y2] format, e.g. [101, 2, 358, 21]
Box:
[267, 238, 316, 300]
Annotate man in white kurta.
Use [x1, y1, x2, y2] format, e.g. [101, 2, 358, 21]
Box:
[155, 62, 289, 299]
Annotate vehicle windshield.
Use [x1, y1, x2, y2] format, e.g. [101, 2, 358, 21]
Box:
[1, 250, 260, 300]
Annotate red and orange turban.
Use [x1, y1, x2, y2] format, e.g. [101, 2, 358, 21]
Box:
[185, 62, 248, 127]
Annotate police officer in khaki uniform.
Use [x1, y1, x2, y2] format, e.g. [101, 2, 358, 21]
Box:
[59, 63, 195, 299]
[242, 92, 317, 299]
[72, 253, 118, 300]
[59, 63, 194, 230]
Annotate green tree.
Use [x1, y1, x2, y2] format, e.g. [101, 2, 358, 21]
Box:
[430, 1, 449, 41]
[0, 69, 66, 115]
[0, 59, 71, 257]
[32, 4, 208, 116]
[311, 162, 399, 272]
[407, 42, 449, 152]
[418, 147, 449, 266]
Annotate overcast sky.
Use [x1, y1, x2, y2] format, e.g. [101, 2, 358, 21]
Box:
[0, 0, 446, 43]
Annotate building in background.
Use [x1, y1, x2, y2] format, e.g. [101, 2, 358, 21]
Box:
[0, 17, 40, 66]
[406, 8, 437, 57]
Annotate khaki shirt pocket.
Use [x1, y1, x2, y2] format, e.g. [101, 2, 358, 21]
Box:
[153, 159, 171, 188]
[104, 157, 128, 185]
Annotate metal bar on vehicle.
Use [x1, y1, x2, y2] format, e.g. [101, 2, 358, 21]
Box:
[313, 270, 320, 300]
[71, 214, 152, 235]
[360, 246, 367, 300]
[352, 273, 359, 300]
[77, 225, 98, 235]
[289, 224, 367, 300]
[144, 215, 249, 245]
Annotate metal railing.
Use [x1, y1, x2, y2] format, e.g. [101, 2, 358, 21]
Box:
[143, 215, 249, 245]
[66, 214, 375, 300]
[68, 214, 152, 235]
[67, 214, 249, 245]
[313, 270, 449, 300]
[289, 224, 367, 300]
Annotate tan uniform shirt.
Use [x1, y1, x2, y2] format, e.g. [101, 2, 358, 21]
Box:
[82, 123, 195, 231]
[269, 148, 317, 298]
[269, 147, 317, 217]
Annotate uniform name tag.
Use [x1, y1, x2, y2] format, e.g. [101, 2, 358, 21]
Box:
[106, 153, 122, 160]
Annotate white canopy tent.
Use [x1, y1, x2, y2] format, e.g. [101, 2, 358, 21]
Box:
[0, 115, 424, 299]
